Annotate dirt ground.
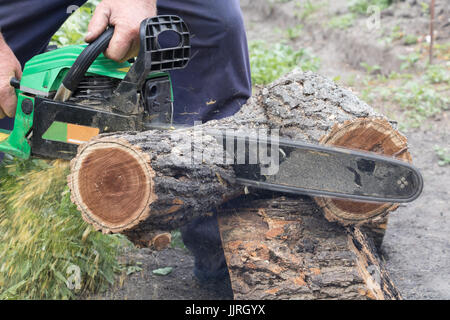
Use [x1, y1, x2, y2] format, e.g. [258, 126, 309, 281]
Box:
[96, 0, 449, 300]
[90, 247, 233, 300]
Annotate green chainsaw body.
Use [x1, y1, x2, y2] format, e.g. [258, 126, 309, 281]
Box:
[0, 15, 189, 160]
[22, 45, 137, 95]
[0, 45, 173, 159]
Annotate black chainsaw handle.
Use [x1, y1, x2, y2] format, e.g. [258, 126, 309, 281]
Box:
[62, 27, 115, 92]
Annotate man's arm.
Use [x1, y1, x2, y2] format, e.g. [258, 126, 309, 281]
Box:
[85, 0, 157, 62]
[0, 33, 22, 119]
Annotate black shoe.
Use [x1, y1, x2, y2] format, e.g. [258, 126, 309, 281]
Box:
[181, 214, 230, 283]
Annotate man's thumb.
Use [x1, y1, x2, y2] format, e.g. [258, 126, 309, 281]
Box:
[85, 6, 111, 42]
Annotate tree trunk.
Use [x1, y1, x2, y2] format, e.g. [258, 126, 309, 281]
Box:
[68, 71, 412, 242]
[217, 194, 401, 300]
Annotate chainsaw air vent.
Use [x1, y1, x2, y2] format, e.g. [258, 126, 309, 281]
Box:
[71, 76, 119, 106]
[143, 15, 191, 72]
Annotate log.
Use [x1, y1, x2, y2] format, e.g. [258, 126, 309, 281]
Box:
[68, 70, 413, 240]
[68, 131, 242, 235]
[217, 194, 401, 300]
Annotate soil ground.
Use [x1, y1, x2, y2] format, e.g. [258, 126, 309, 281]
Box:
[96, 0, 450, 300]
[90, 247, 233, 300]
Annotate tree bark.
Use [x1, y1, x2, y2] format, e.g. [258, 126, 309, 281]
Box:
[217, 194, 401, 300]
[68, 71, 412, 241]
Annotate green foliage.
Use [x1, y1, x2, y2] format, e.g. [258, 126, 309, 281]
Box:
[434, 146, 450, 166]
[170, 230, 186, 250]
[359, 42, 449, 129]
[295, 0, 322, 21]
[419, 1, 429, 15]
[390, 25, 404, 41]
[392, 82, 448, 125]
[50, 0, 100, 47]
[249, 40, 320, 85]
[328, 14, 355, 29]
[0, 158, 128, 299]
[386, 25, 419, 46]
[403, 34, 418, 46]
[285, 24, 304, 40]
[348, 0, 393, 15]
[360, 62, 382, 75]
[364, 78, 449, 128]
[425, 65, 450, 84]
[152, 267, 173, 276]
[399, 52, 421, 70]
[433, 42, 450, 61]
[126, 262, 143, 276]
[0, 0, 130, 301]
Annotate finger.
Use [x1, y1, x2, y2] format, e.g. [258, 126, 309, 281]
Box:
[123, 38, 140, 62]
[104, 28, 133, 62]
[85, 5, 111, 42]
[14, 59, 23, 79]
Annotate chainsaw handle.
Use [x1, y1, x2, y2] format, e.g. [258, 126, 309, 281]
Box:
[62, 27, 115, 92]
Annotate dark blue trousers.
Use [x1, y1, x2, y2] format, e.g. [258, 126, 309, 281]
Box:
[0, 0, 251, 282]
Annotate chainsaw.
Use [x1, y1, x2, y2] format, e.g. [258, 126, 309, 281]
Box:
[0, 15, 423, 204]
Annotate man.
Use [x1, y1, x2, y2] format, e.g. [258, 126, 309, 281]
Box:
[0, 0, 252, 283]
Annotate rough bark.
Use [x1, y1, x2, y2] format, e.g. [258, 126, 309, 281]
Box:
[217, 194, 401, 300]
[68, 130, 242, 235]
[68, 71, 412, 239]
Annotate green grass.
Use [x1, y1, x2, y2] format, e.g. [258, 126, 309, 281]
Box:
[434, 146, 450, 166]
[170, 230, 187, 250]
[295, 0, 322, 21]
[434, 42, 450, 61]
[0, 0, 129, 300]
[348, 0, 393, 15]
[360, 62, 382, 75]
[403, 34, 419, 46]
[419, 1, 430, 14]
[399, 52, 421, 70]
[362, 71, 449, 128]
[328, 14, 355, 30]
[391, 81, 448, 127]
[384, 25, 419, 46]
[425, 65, 450, 84]
[249, 40, 320, 85]
[0, 158, 129, 299]
[285, 24, 304, 40]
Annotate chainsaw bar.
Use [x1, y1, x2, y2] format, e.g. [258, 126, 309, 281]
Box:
[207, 130, 423, 203]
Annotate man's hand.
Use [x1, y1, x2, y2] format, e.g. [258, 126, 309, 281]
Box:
[0, 35, 22, 119]
[85, 0, 157, 62]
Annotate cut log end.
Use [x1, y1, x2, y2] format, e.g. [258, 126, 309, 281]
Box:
[315, 118, 412, 225]
[68, 139, 156, 234]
